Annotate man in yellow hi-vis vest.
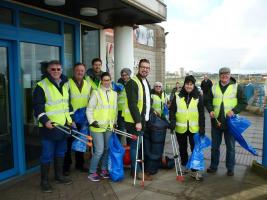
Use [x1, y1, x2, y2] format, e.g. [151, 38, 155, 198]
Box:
[85, 58, 103, 90]
[206, 67, 247, 176]
[33, 60, 74, 193]
[63, 63, 91, 176]
[124, 59, 153, 181]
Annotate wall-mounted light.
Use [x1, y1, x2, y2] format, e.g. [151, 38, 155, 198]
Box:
[80, 7, 98, 16]
[44, 0, 65, 6]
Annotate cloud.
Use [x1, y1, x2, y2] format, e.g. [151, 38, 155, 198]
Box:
[162, 0, 267, 73]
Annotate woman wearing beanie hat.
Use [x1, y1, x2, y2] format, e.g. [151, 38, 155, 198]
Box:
[169, 75, 205, 181]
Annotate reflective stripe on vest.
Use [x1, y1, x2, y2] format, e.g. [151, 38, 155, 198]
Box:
[68, 78, 90, 111]
[175, 95, 199, 134]
[90, 88, 117, 132]
[123, 76, 143, 123]
[37, 78, 72, 127]
[85, 75, 100, 90]
[151, 93, 165, 115]
[118, 88, 126, 112]
[212, 83, 237, 118]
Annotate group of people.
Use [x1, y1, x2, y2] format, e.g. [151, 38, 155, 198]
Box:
[33, 58, 247, 193]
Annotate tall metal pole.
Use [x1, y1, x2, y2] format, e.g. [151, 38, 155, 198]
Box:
[263, 108, 267, 166]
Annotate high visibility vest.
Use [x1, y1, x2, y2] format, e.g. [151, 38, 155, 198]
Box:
[68, 78, 91, 111]
[37, 78, 72, 127]
[89, 88, 117, 133]
[85, 75, 100, 90]
[118, 88, 126, 112]
[123, 76, 143, 123]
[212, 83, 237, 118]
[151, 93, 166, 115]
[175, 95, 199, 134]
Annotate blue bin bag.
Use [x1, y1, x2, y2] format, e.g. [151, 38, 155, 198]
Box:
[108, 133, 125, 182]
[186, 133, 211, 171]
[71, 128, 88, 153]
[112, 82, 124, 92]
[162, 103, 169, 120]
[73, 107, 89, 127]
[227, 115, 257, 156]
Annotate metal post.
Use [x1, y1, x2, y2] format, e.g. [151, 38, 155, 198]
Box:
[263, 108, 267, 166]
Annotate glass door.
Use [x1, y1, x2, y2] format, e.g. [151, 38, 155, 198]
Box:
[0, 40, 17, 181]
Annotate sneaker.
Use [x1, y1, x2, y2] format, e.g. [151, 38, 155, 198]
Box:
[227, 170, 234, 176]
[190, 171, 203, 181]
[88, 173, 101, 182]
[100, 170, 110, 179]
[207, 168, 217, 173]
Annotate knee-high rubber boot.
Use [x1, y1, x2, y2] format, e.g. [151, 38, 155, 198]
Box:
[40, 163, 53, 193]
[54, 157, 73, 185]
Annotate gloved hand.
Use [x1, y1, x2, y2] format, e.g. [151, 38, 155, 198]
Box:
[91, 121, 99, 128]
[199, 128, 205, 137]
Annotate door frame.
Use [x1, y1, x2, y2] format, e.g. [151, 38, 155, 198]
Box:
[0, 40, 19, 181]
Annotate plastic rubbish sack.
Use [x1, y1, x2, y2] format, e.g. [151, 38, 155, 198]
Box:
[162, 103, 169, 119]
[147, 111, 169, 131]
[227, 115, 257, 156]
[108, 133, 125, 182]
[112, 82, 124, 92]
[73, 107, 88, 126]
[186, 133, 211, 171]
[71, 128, 88, 152]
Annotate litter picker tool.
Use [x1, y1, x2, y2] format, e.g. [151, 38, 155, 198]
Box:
[106, 127, 138, 140]
[53, 123, 93, 147]
[170, 130, 184, 182]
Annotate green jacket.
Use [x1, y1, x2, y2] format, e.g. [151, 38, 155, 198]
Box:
[205, 77, 247, 129]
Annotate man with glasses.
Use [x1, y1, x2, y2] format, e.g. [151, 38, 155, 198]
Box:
[205, 67, 247, 176]
[123, 59, 153, 181]
[33, 60, 73, 193]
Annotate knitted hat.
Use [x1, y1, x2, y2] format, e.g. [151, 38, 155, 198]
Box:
[219, 67, 230, 74]
[184, 75, 196, 84]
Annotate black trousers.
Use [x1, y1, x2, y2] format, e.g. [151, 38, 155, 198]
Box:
[63, 137, 85, 171]
[176, 131, 195, 166]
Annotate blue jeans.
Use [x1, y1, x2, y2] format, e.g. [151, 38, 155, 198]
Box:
[89, 131, 112, 173]
[210, 126, 235, 171]
[40, 139, 67, 164]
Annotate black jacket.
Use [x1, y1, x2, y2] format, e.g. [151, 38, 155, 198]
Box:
[33, 74, 71, 140]
[169, 86, 205, 134]
[201, 79, 213, 94]
[124, 74, 151, 133]
[205, 77, 247, 129]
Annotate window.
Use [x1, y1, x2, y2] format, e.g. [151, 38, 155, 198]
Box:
[64, 24, 74, 76]
[81, 26, 100, 68]
[0, 7, 13, 25]
[19, 12, 60, 34]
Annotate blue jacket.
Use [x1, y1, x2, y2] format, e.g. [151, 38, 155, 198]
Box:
[33, 74, 72, 140]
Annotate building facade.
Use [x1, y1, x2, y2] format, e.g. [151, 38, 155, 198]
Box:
[0, 0, 166, 182]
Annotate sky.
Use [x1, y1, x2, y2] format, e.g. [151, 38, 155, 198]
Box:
[161, 0, 267, 74]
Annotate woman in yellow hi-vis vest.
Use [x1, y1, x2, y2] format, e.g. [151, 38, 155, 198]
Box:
[86, 72, 117, 182]
[169, 75, 205, 181]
